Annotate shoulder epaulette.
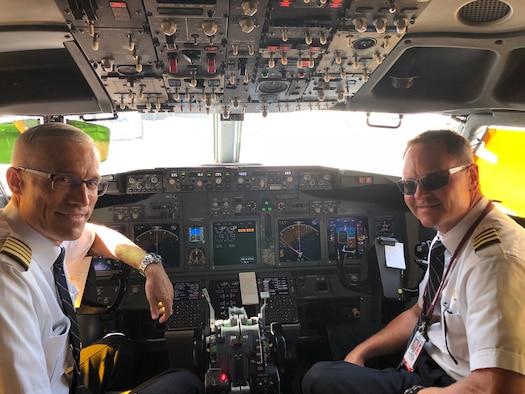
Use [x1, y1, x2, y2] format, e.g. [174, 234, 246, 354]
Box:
[473, 228, 501, 252]
[0, 236, 32, 271]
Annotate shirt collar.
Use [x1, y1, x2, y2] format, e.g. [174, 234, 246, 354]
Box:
[440, 197, 489, 254]
[2, 201, 63, 269]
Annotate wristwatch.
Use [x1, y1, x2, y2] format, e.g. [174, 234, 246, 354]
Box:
[138, 253, 162, 276]
[403, 385, 425, 394]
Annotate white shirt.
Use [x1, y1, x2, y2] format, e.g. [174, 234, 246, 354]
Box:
[420, 198, 525, 380]
[0, 202, 79, 393]
[63, 224, 96, 307]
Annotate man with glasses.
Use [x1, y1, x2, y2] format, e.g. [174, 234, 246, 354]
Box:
[303, 129, 525, 394]
[0, 123, 203, 393]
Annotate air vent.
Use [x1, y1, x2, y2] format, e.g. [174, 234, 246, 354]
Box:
[458, 0, 511, 24]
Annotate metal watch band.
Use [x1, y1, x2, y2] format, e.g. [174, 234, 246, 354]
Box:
[404, 385, 425, 394]
[138, 252, 162, 276]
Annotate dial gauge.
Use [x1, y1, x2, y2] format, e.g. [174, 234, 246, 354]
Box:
[187, 247, 206, 265]
[134, 224, 180, 267]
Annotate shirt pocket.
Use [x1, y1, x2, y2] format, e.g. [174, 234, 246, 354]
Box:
[442, 306, 469, 361]
[44, 323, 72, 386]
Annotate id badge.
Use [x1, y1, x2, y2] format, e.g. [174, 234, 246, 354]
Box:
[403, 317, 428, 372]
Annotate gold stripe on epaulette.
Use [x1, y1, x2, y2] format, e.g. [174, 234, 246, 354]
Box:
[0, 236, 32, 271]
[473, 228, 501, 252]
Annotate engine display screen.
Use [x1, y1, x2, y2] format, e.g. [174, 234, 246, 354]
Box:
[278, 218, 321, 262]
[134, 223, 180, 267]
[327, 216, 369, 260]
[212, 220, 257, 266]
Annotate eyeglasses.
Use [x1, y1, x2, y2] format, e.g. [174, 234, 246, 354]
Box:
[397, 164, 471, 195]
[16, 167, 108, 197]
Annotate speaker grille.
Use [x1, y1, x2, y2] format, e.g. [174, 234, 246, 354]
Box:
[458, 0, 511, 24]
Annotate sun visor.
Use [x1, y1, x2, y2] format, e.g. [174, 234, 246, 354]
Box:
[0, 27, 114, 116]
[0, 119, 110, 163]
[66, 120, 110, 162]
[475, 128, 525, 218]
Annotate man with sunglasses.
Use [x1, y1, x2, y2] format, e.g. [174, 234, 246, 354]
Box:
[0, 123, 203, 393]
[303, 129, 525, 394]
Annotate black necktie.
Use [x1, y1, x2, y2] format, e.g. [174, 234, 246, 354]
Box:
[53, 247, 85, 393]
[425, 239, 446, 313]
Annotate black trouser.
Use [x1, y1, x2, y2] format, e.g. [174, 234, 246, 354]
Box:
[302, 352, 455, 394]
[80, 332, 136, 393]
[130, 368, 205, 394]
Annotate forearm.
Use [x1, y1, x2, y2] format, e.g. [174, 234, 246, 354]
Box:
[346, 304, 421, 363]
[113, 243, 148, 271]
[88, 223, 174, 322]
[88, 223, 147, 270]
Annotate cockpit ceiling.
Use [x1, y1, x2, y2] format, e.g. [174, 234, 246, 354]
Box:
[1, 0, 525, 116]
[348, 33, 525, 114]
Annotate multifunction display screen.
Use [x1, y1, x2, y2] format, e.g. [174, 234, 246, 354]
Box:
[327, 216, 369, 260]
[92, 257, 121, 271]
[212, 220, 257, 266]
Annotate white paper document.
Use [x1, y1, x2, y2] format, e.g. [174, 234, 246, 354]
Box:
[385, 242, 406, 269]
[239, 271, 259, 305]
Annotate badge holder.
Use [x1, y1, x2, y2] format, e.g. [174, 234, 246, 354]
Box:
[403, 314, 428, 372]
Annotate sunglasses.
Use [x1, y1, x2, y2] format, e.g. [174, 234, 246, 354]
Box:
[397, 164, 471, 195]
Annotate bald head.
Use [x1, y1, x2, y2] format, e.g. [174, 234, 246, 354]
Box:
[7, 122, 102, 244]
[12, 123, 98, 168]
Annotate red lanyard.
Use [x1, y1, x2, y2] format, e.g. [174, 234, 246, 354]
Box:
[424, 201, 494, 319]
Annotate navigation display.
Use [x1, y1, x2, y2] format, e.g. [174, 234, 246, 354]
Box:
[212, 220, 257, 266]
[278, 218, 321, 262]
[134, 223, 180, 267]
[327, 216, 369, 260]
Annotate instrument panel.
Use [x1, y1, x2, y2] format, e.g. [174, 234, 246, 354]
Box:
[91, 165, 408, 320]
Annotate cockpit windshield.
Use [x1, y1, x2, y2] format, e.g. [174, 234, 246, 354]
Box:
[0, 111, 459, 181]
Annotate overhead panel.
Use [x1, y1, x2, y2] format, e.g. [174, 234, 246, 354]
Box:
[52, 0, 431, 115]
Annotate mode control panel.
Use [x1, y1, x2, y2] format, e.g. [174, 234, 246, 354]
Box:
[118, 167, 338, 194]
